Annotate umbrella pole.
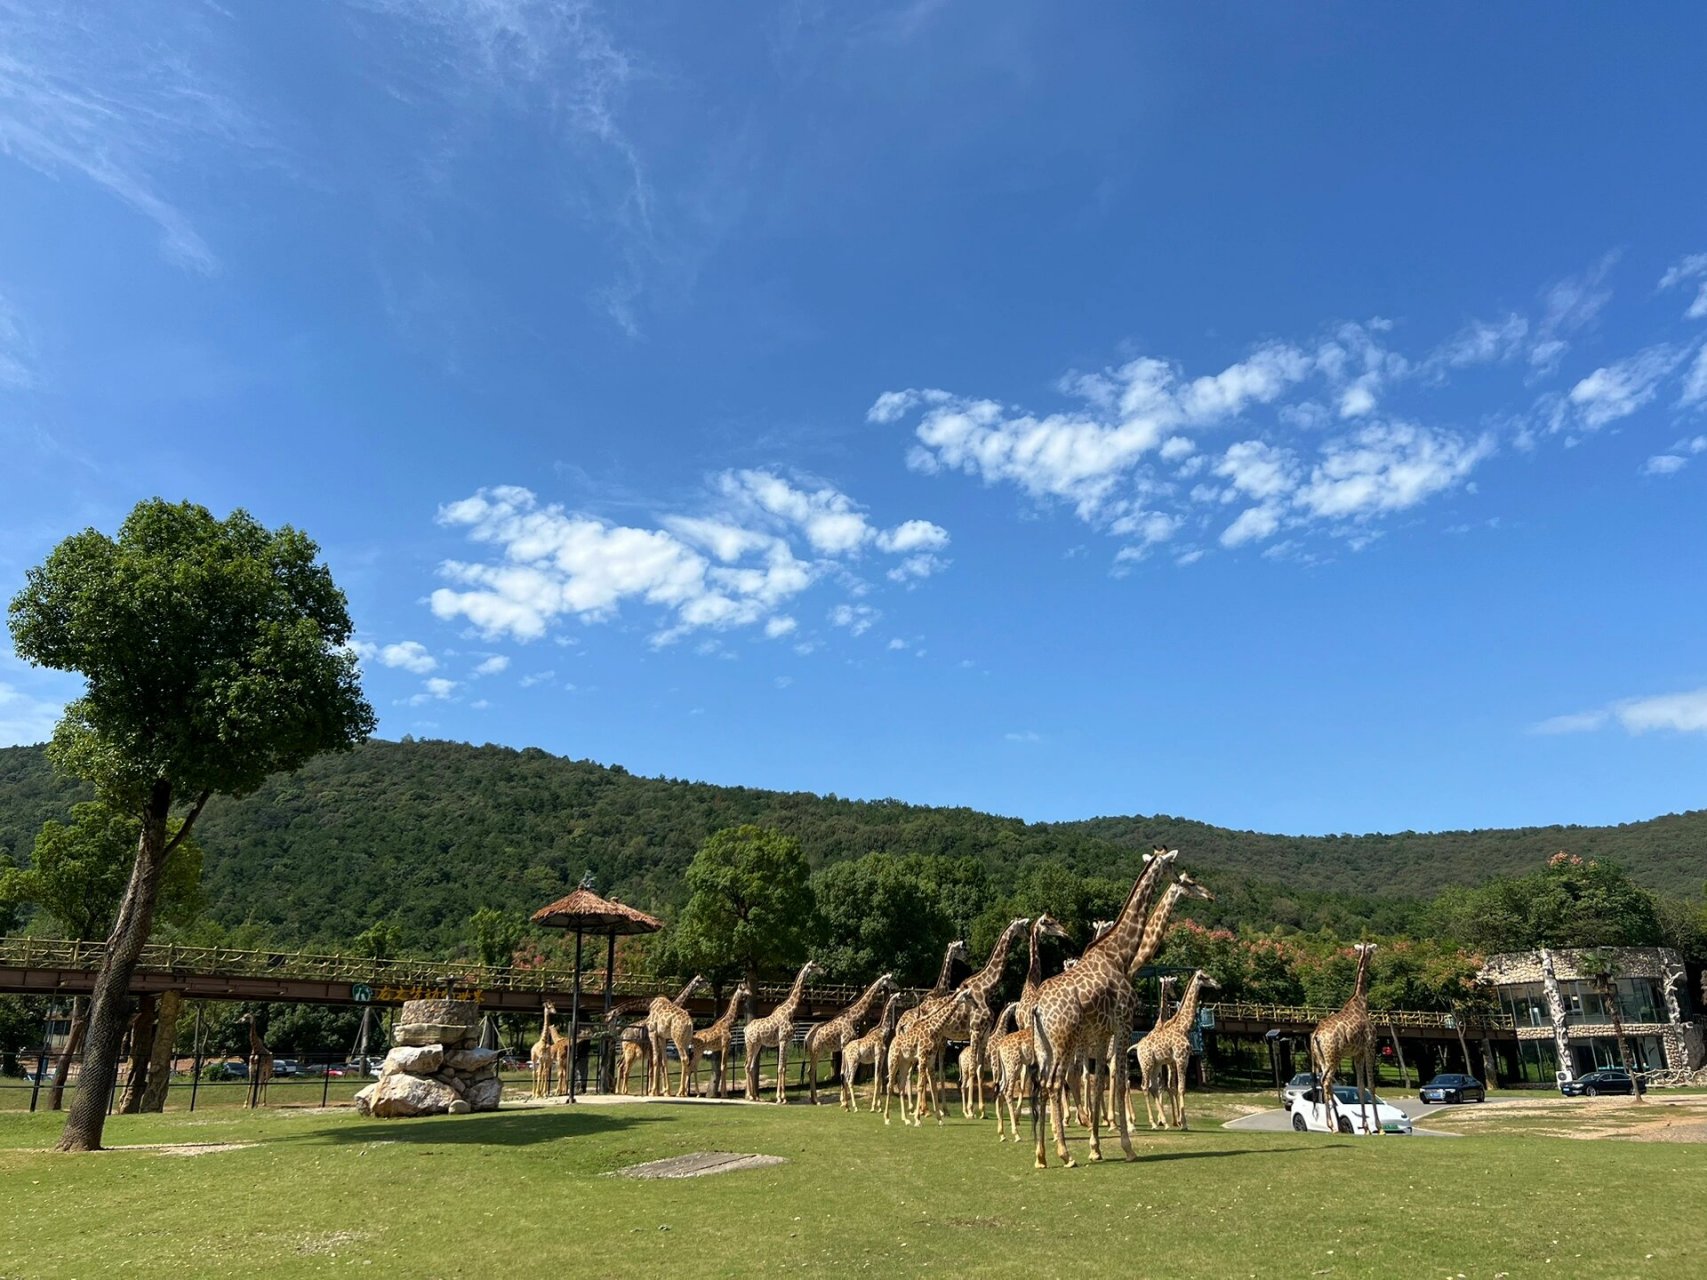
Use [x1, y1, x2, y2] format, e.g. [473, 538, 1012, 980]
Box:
[601, 930, 616, 1094]
[568, 929, 583, 1103]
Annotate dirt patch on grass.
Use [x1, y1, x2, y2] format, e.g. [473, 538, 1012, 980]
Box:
[104, 1142, 259, 1156]
[615, 1151, 787, 1178]
[294, 1230, 368, 1256]
[1434, 1096, 1707, 1142]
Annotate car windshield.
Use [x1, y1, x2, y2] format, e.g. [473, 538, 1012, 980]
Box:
[1431, 1076, 1468, 1085]
[1332, 1086, 1378, 1105]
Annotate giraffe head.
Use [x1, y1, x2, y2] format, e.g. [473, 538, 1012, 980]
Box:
[1175, 872, 1214, 904]
[1089, 919, 1114, 943]
[999, 917, 1031, 945]
[1196, 972, 1222, 995]
[874, 971, 897, 994]
[946, 939, 970, 965]
[732, 978, 753, 1002]
[1035, 913, 1071, 944]
[682, 974, 707, 999]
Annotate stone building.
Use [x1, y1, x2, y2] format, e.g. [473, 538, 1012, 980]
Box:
[1479, 946, 1705, 1082]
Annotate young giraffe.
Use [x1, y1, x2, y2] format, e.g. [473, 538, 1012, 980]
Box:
[883, 986, 976, 1126]
[1028, 850, 1185, 1167]
[840, 992, 904, 1112]
[687, 980, 751, 1098]
[241, 1013, 273, 1109]
[927, 917, 1030, 1120]
[1138, 972, 1221, 1130]
[988, 914, 1072, 1137]
[1311, 942, 1379, 1134]
[615, 1025, 650, 1095]
[529, 1001, 559, 1099]
[744, 961, 823, 1103]
[1131, 975, 1178, 1129]
[801, 972, 896, 1104]
[646, 975, 707, 1097]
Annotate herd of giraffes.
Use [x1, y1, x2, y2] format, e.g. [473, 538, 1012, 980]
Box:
[521, 848, 1384, 1166]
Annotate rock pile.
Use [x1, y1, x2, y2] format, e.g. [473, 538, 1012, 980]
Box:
[354, 998, 502, 1118]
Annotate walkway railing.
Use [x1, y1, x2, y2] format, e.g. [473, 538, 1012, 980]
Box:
[1206, 999, 1514, 1032]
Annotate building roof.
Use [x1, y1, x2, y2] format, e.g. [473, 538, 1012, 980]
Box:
[529, 887, 664, 936]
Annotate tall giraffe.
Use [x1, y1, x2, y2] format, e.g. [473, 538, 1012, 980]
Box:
[687, 981, 751, 1098]
[883, 986, 976, 1127]
[1029, 851, 1193, 1167]
[646, 975, 707, 1097]
[1137, 971, 1220, 1130]
[241, 1013, 272, 1109]
[1015, 914, 1072, 1037]
[840, 992, 904, 1112]
[529, 1001, 559, 1099]
[802, 972, 896, 1104]
[894, 939, 970, 1040]
[743, 961, 822, 1103]
[1311, 942, 1379, 1134]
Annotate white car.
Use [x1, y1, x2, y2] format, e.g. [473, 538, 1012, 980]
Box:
[1289, 1084, 1412, 1135]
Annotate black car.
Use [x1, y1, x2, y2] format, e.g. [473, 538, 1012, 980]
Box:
[1419, 1073, 1485, 1104]
[1559, 1067, 1646, 1097]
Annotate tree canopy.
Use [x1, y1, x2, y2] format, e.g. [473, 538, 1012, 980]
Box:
[673, 825, 814, 986]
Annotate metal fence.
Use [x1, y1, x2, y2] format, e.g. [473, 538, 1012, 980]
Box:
[0, 1048, 411, 1113]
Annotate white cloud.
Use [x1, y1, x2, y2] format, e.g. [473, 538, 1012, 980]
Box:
[1659, 253, 1707, 321]
[518, 670, 554, 688]
[828, 603, 878, 636]
[887, 637, 907, 651]
[1529, 254, 1618, 373]
[1616, 688, 1707, 735]
[472, 654, 510, 676]
[431, 477, 943, 647]
[1566, 345, 1689, 430]
[0, 680, 61, 746]
[1220, 504, 1284, 548]
[379, 641, 438, 674]
[1004, 730, 1042, 743]
[0, 292, 35, 390]
[1295, 422, 1494, 520]
[1533, 687, 1707, 737]
[1433, 313, 1529, 368]
[1643, 454, 1687, 476]
[406, 676, 458, 705]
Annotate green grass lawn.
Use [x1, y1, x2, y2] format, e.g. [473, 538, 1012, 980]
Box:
[1, 1090, 1700, 1278]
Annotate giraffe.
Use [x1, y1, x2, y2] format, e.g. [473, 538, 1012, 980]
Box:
[802, 972, 896, 1104]
[840, 991, 904, 1112]
[1137, 971, 1220, 1130]
[241, 1013, 273, 1109]
[744, 961, 822, 1103]
[529, 1001, 559, 1099]
[1311, 942, 1379, 1134]
[1131, 975, 1178, 1129]
[1015, 913, 1073, 1031]
[646, 975, 707, 1097]
[883, 986, 977, 1126]
[687, 981, 751, 1098]
[1030, 851, 1207, 1167]
[615, 1025, 650, 1095]
[921, 917, 1029, 1120]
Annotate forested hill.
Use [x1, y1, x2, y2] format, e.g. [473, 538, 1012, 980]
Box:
[1, 739, 1702, 951]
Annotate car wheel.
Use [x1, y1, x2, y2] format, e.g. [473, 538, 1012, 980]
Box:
[1337, 1116, 1354, 1134]
[1585, 1086, 1598, 1098]
[1292, 1113, 1307, 1132]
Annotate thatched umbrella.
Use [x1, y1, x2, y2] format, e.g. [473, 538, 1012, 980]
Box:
[531, 881, 663, 1100]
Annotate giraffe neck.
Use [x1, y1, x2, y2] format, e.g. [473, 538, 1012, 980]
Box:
[1351, 947, 1373, 1001]
[1151, 981, 1176, 1030]
[1023, 921, 1047, 994]
[920, 997, 962, 1038]
[932, 946, 959, 994]
[1124, 882, 1193, 977]
[965, 923, 1024, 998]
[673, 975, 704, 1005]
[1089, 856, 1174, 971]
[843, 976, 889, 1026]
[774, 964, 813, 1020]
[879, 995, 902, 1036]
[714, 989, 745, 1033]
[1171, 973, 1209, 1031]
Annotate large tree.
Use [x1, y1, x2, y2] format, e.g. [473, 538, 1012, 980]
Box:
[7, 499, 373, 1151]
[674, 825, 813, 989]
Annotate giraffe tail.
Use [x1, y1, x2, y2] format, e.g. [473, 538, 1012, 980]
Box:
[1028, 1009, 1053, 1151]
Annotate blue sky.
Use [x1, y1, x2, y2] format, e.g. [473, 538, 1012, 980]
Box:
[2, 2, 1705, 838]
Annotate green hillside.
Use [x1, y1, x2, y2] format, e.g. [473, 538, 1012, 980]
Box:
[2, 739, 1702, 952]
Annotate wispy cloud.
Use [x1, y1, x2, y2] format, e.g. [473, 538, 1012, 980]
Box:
[0, 679, 61, 746]
[0, 1, 268, 272]
[430, 474, 944, 647]
[1533, 687, 1707, 737]
[0, 289, 35, 390]
[1659, 252, 1707, 321]
[1642, 435, 1707, 477]
[1562, 343, 1690, 432]
[405, 675, 458, 705]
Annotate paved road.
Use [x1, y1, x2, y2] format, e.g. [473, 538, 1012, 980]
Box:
[1224, 1094, 1499, 1136]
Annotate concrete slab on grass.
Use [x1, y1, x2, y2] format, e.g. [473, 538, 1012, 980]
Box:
[615, 1151, 787, 1179]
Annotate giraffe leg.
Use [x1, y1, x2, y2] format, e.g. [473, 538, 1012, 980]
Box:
[775, 1042, 788, 1104]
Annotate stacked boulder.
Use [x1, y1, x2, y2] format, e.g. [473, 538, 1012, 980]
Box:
[354, 998, 503, 1118]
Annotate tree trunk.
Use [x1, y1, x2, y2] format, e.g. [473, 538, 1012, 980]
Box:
[119, 992, 157, 1113]
[1385, 1020, 1410, 1090]
[57, 784, 177, 1152]
[139, 991, 184, 1113]
[1538, 948, 1573, 1078]
[47, 996, 87, 1111]
[1597, 975, 1645, 1104]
